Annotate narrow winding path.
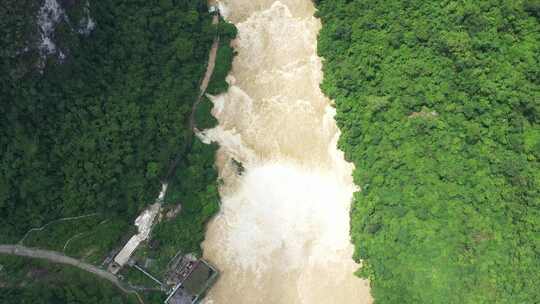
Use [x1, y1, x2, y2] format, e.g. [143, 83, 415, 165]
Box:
[190, 35, 220, 132]
[190, 14, 221, 132]
[0, 245, 131, 293]
[166, 13, 221, 180]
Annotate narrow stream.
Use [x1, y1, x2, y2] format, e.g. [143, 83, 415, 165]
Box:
[200, 1, 372, 303]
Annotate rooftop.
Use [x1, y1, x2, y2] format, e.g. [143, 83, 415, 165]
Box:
[164, 260, 218, 304]
[112, 203, 161, 270]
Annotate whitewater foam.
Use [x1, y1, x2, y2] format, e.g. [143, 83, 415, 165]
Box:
[200, 1, 372, 303]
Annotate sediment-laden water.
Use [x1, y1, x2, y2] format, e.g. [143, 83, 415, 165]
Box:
[200, 1, 372, 303]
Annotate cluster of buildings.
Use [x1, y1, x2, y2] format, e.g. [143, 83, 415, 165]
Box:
[104, 184, 218, 303]
[164, 255, 219, 304]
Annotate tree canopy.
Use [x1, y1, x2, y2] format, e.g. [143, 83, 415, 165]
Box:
[1, 0, 235, 302]
[317, 0, 539, 303]
[1, 0, 214, 242]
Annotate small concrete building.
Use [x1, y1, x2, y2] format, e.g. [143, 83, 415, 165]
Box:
[164, 260, 218, 304]
[108, 203, 161, 274]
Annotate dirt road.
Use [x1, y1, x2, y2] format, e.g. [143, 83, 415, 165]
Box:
[190, 14, 221, 132]
[166, 13, 221, 180]
[0, 244, 132, 293]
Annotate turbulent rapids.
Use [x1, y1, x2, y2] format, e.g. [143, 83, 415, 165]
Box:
[199, 1, 372, 303]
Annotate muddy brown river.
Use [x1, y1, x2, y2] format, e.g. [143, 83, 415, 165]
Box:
[200, 1, 372, 303]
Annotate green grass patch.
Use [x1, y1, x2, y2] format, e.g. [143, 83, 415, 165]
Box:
[64, 218, 131, 264]
[22, 214, 129, 264]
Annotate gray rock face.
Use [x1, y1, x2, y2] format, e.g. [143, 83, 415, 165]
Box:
[36, 0, 95, 69]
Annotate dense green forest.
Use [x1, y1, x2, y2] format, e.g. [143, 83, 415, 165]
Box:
[1, 0, 234, 302]
[1, 0, 218, 243]
[317, 0, 539, 303]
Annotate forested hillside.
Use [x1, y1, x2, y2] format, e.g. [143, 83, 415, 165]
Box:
[316, 0, 539, 303]
[1, 0, 233, 302]
[1, 0, 216, 242]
